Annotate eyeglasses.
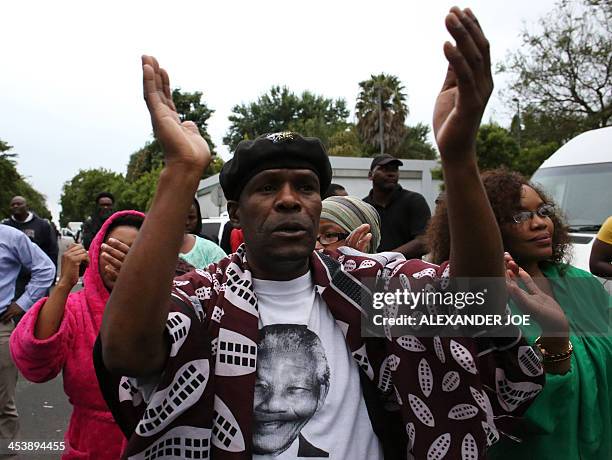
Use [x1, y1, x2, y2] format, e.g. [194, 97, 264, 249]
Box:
[511, 204, 555, 224]
[317, 232, 350, 245]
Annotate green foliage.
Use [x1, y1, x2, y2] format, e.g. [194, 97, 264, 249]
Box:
[501, 0, 612, 130]
[223, 86, 350, 152]
[476, 123, 558, 177]
[59, 169, 125, 226]
[172, 89, 216, 155]
[511, 105, 582, 147]
[513, 140, 560, 177]
[203, 156, 225, 179]
[328, 126, 373, 157]
[117, 166, 161, 212]
[126, 89, 218, 183]
[0, 140, 52, 221]
[356, 74, 408, 154]
[126, 140, 163, 182]
[476, 123, 520, 171]
[395, 123, 438, 160]
[119, 89, 223, 212]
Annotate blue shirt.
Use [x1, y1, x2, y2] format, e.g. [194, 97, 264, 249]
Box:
[0, 224, 55, 313]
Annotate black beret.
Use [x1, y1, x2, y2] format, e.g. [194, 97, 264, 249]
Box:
[219, 132, 332, 201]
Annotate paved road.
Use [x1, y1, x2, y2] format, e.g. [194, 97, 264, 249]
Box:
[7, 283, 78, 458]
[16, 373, 70, 442]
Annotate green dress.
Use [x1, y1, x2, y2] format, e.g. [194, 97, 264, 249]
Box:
[489, 264, 612, 460]
[179, 235, 227, 269]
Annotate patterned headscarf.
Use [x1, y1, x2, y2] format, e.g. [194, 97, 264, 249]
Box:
[320, 195, 381, 253]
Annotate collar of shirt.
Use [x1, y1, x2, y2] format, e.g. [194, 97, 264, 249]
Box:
[11, 212, 34, 223]
[364, 184, 403, 209]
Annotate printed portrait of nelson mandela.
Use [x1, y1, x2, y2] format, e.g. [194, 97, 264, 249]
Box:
[253, 324, 330, 457]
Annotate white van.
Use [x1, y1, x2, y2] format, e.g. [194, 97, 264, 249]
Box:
[201, 212, 230, 244]
[531, 126, 612, 291]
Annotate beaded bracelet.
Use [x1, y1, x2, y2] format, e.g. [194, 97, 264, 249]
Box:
[534, 337, 573, 363]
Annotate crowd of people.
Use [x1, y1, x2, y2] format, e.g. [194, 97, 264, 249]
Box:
[0, 6, 610, 460]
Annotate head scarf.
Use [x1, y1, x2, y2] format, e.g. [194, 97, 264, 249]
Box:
[320, 196, 381, 253]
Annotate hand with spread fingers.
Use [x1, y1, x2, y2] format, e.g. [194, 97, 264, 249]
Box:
[141, 55, 211, 174]
[504, 254, 568, 337]
[100, 238, 131, 285]
[344, 224, 373, 253]
[433, 6, 493, 161]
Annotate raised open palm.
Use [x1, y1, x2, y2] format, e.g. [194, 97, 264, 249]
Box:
[433, 8, 493, 161]
[142, 55, 211, 172]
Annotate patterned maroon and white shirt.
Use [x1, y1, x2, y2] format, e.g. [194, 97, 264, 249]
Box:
[95, 246, 544, 460]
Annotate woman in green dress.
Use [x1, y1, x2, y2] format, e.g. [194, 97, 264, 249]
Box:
[426, 168, 611, 459]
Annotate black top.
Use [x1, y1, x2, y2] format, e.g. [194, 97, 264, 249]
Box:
[2, 214, 58, 265]
[363, 185, 431, 252]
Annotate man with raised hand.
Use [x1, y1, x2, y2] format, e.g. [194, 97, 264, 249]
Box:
[97, 7, 543, 459]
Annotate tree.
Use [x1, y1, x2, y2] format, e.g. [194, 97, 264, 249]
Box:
[117, 166, 161, 212]
[224, 86, 350, 152]
[501, 0, 612, 130]
[476, 123, 520, 171]
[327, 126, 373, 157]
[126, 140, 163, 182]
[203, 156, 225, 179]
[356, 74, 408, 154]
[126, 89, 218, 182]
[172, 89, 216, 154]
[395, 123, 438, 160]
[476, 123, 552, 177]
[513, 140, 559, 177]
[0, 139, 52, 220]
[59, 169, 125, 226]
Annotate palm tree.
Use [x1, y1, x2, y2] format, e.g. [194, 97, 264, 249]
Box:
[356, 74, 408, 154]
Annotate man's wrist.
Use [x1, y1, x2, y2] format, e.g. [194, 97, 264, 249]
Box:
[163, 160, 207, 182]
[159, 164, 202, 190]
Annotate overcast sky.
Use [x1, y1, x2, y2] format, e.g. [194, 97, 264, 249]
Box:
[0, 0, 558, 222]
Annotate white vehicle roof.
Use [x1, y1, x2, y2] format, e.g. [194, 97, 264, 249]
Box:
[538, 126, 612, 168]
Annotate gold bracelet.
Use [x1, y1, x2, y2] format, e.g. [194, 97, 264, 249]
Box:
[534, 337, 573, 363]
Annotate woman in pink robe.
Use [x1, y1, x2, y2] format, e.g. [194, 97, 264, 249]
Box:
[10, 210, 144, 459]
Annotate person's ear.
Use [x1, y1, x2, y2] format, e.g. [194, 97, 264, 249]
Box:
[368, 170, 373, 180]
[227, 201, 241, 229]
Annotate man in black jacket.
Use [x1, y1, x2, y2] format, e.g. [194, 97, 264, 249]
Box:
[81, 192, 115, 250]
[3, 196, 58, 299]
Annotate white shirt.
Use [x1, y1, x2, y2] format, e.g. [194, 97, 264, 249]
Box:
[252, 272, 383, 459]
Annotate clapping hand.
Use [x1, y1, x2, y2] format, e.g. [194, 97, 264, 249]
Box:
[344, 224, 373, 253]
[504, 253, 569, 336]
[433, 7, 493, 162]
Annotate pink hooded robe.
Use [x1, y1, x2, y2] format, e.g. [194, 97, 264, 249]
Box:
[10, 210, 143, 459]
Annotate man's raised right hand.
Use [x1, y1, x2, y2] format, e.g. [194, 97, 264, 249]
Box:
[142, 55, 211, 174]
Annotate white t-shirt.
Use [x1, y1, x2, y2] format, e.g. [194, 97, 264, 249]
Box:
[252, 272, 383, 460]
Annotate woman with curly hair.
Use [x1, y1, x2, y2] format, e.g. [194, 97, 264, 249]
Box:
[426, 168, 611, 459]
